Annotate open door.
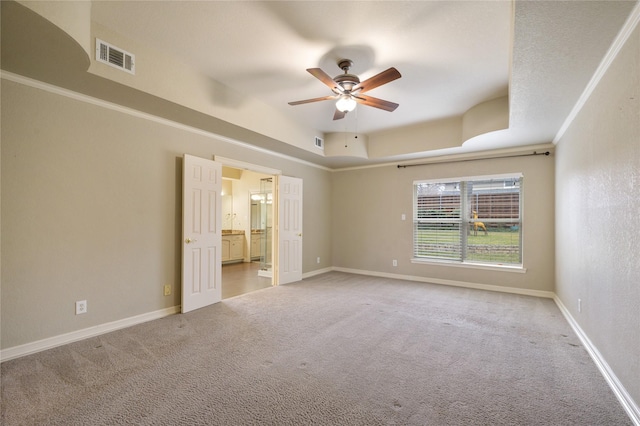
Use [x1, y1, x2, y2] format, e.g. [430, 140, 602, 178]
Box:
[182, 154, 222, 313]
[275, 175, 303, 285]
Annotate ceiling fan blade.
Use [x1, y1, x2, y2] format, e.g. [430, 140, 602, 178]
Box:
[354, 94, 399, 112]
[352, 67, 401, 93]
[307, 68, 342, 93]
[333, 109, 346, 120]
[288, 95, 337, 106]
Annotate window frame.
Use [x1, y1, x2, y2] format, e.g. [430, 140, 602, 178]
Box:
[412, 173, 523, 269]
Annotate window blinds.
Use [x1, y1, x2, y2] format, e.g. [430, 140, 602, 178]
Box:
[413, 176, 522, 265]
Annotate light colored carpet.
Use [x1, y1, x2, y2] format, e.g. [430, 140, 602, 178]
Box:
[1, 272, 632, 425]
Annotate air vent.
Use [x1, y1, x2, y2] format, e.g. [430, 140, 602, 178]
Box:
[95, 39, 135, 74]
[314, 137, 324, 150]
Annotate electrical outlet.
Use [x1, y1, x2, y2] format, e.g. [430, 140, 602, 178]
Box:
[75, 300, 87, 315]
[317, 257, 320, 264]
[164, 284, 171, 296]
[578, 298, 582, 313]
[392, 259, 398, 267]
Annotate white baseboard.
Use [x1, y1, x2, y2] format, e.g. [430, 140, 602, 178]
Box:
[0, 306, 181, 363]
[554, 297, 640, 425]
[331, 267, 555, 299]
[302, 267, 333, 279]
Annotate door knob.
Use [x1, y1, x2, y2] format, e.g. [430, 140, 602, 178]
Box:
[297, 233, 302, 237]
[185, 238, 198, 244]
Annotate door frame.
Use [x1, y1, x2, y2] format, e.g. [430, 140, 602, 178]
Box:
[215, 156, 281, 177]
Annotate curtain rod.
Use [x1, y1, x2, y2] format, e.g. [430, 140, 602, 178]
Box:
[397, 151, 550, 169]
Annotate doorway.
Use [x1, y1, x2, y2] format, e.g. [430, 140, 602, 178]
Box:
[182, 155, 303, 311]
[220, 163, 275, 299]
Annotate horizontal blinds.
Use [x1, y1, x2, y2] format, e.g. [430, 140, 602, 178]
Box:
[468, 178, 520, 224]
[466, 177, 521, 264]
[414, 182, 462, 260]
[414, 176, 522, 265]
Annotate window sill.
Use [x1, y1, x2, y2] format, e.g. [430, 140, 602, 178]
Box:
[411, 258, 526, 273]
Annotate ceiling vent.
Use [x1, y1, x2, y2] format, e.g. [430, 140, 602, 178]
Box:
[95, 39, 135, 75]
[314, 137, 324, 150]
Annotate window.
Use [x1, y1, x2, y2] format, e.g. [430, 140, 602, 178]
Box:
[413, 174, 522, 266]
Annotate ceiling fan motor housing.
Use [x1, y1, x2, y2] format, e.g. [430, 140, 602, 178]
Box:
[334, 59, 360, 92]
[334, 73, 360, 92]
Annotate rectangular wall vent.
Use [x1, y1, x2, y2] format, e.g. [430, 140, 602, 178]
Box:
[95, 39, 135, 75]
[314, 137, 324, 150]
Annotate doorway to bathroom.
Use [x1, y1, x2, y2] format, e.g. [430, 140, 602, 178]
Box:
[182, 155, 303, 311]
[221, 167, 274, 299]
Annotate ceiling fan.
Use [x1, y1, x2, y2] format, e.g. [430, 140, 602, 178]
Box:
[288, 59, 401, 120]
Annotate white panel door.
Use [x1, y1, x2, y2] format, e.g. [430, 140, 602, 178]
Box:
[182, 154, 221, 313]
[276, 175, 303, 285]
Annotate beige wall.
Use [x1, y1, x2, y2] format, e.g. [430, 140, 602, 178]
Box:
[331, 155, 555, 293]
[0, 79, 332, 349]
[18, 0, 92, 56]
[555, 25, 640, 407]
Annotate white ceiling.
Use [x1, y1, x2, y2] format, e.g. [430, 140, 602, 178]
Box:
[92, 1, 512, 135]
[86, 1, 637, 166]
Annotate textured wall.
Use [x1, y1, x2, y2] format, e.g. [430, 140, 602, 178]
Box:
[1, 79, 332, 349]
[555, 25, 640, 409]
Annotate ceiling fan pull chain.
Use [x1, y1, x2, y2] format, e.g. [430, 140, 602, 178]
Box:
[344, 117, 349, 147]
[354, 106, 359, 138]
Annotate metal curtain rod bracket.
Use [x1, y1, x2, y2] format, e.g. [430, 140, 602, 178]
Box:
[397, 151, 550, 168]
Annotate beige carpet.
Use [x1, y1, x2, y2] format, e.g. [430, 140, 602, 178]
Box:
[1, 272, 632, 425]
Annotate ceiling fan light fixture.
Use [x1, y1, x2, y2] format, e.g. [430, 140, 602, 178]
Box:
[336, 95, 357, 112]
